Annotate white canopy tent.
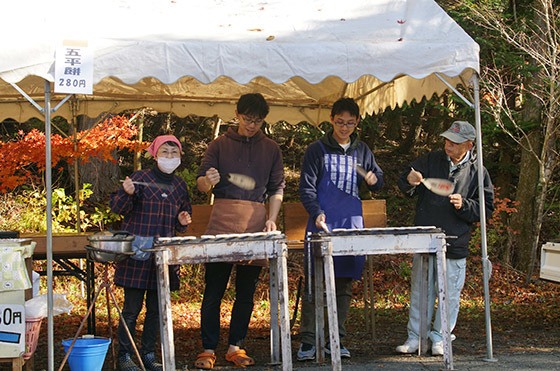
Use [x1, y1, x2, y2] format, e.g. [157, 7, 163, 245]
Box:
[0, 0, 479, 124]
[0, 0, 493, 370]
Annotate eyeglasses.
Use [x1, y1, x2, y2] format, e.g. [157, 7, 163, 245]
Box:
[240, 115, 265, 126]
[333, 120, 357, 128]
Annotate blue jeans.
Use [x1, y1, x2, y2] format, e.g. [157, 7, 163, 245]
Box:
[406, 254, 466, 343]
[118, 287, 160, 357]
[200, 262, 262, 349]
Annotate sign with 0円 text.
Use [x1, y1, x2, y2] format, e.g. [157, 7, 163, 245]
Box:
[0, 304, 25, 357]
[54, 40, 93, 95]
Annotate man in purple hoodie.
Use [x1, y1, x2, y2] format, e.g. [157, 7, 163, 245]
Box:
[194, 93, 285, 369]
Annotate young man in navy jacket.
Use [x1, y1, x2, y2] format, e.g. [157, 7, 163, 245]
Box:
[297, 97, 383, 360]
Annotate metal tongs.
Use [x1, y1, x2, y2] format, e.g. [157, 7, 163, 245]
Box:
[120, 179, 173, 191]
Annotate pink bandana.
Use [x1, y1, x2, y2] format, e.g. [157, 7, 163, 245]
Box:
[147, 135, 182, 157]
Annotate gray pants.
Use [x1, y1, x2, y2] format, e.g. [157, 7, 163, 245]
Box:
[406, 254, 466, 343]
[299, 277, 353, 345]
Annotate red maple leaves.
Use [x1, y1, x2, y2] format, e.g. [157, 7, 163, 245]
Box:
[0, 115, 146, 192]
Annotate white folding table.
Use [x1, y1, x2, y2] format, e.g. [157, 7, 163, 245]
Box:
[152, 232, 292, 371]
[309, 226, 453, 370]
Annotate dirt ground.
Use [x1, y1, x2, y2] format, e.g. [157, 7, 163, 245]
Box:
[9, 302, 560, 370]
[4, 253, 559, 371]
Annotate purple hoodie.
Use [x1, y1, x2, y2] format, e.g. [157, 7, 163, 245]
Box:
[197, 127, 285, 202]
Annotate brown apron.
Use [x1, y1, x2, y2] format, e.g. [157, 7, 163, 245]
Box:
[205, 199, 267, 265]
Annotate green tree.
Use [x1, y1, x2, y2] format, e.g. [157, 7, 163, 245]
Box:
[460, 0, 560, 279]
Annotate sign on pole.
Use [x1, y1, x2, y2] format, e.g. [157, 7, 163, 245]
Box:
[54, 40, 93, 95]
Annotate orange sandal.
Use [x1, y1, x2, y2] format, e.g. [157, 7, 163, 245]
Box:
[225, 349, 255, 368]
[194, 352, 216, 370]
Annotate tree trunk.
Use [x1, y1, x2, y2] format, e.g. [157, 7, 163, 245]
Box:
[383, 110, 402, 141]
[509, 129, 541, 272]
[521, 0, 559, 280]
[494, 145, 514, 198]
[508, 0, 556, 276]
[397, 120, 421, 154]
[133, 112, 144, 171]
[75, 115, 122, 203]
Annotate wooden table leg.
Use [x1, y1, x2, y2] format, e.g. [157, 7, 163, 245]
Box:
[436, 245, 453, 370]
[322, 242, 341, 371]
[269, 257, 280, 364]
[314, 246, 325, 363]
[155, 249, 175, 371]
[367, 256, 375, 338]
[418, 254, 430, 355]
[12, 357, 24, 371]
[363, 258, 371, 333]
[277, 242, 292, 371]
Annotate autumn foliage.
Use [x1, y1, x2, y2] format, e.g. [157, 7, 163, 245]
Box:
[0, 115, 146, 192]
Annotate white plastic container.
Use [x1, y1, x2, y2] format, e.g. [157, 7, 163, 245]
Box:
[540, 242, 560, 283]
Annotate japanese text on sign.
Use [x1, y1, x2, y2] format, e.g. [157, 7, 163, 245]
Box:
[0, 304, 25, 352]
[54, 40, 93, 95]
[0, 307, 23, 326]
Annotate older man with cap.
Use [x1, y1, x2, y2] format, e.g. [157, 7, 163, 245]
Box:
[395, 121, 494, 356]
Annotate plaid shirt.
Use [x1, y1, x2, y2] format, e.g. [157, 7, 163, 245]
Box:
[110, 169, 192, 290]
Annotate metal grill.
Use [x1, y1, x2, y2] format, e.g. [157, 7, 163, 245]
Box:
[307, 226, 446, 257]
[154, 231, 286, 264]
[314, 225, 443, 237]
[156, 230, 284, 244]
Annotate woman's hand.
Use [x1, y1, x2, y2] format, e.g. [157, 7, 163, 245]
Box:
[178, 211, 192, 226]
[122, 176, 135, 195]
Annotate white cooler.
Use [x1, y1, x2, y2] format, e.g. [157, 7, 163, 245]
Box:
[540, 242, 560, 283]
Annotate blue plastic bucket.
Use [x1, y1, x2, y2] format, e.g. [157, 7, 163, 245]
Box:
[62, 337, 111, 371]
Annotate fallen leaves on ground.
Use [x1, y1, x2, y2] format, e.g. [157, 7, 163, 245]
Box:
[17, 253, 560, 370]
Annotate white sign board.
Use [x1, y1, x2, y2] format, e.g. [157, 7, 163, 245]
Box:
[0, 304, 25, 357]
[54, 40, 93, 95]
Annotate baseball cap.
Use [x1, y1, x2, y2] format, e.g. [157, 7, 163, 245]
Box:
[440, 121, 476, 143]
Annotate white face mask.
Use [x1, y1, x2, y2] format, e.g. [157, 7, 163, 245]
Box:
[157, 157, 180, 174]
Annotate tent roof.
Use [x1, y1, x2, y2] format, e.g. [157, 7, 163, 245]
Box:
[0, 0, 479, 124]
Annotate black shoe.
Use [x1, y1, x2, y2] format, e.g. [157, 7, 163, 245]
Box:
[325, 342, 351, 359]
[118, 353, 140, 371]
[141, 352, 163, 371]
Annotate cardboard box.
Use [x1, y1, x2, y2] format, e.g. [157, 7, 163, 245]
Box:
[540, 242, 560, 283]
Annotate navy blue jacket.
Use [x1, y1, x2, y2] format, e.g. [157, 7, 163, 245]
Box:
[300, 131, 384, 222]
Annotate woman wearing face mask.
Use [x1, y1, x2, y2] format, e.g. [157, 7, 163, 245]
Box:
[110, 135, 192, 371]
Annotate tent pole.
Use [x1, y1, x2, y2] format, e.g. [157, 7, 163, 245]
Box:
[44, 79, 55, 371]
[435, 73, 474, 108]
[472, 74, 496, 362]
